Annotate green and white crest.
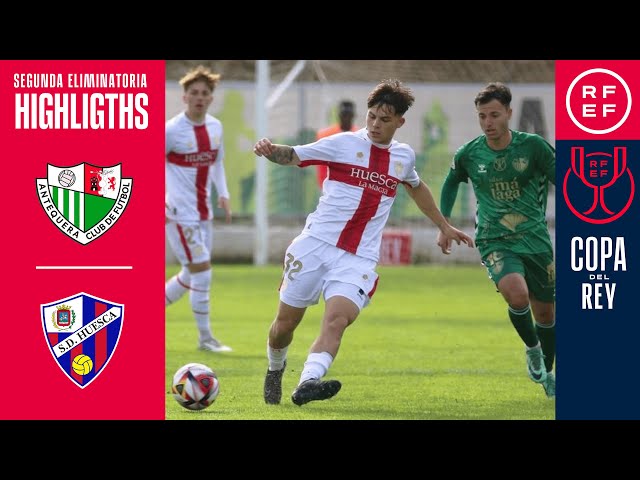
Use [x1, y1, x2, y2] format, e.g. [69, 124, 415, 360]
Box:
[36, 163, 133, 245]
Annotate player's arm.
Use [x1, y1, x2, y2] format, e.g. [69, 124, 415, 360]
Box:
[404, 180, 474, 250]
[440, 168, 462, 219]
[165, 122, 174, 158]
[440, 146, 467, 218]
[437, 167, 467, 254]
[212, 144, 232, 223]
[253, 138, 300, 166]
[538, 137, 556, 186]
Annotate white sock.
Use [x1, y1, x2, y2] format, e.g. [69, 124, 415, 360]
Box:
[190, 269, 212, 339]
[267, 344, 288, 371]
[299, 352, 334, 384]
[165, 267, 191, 306]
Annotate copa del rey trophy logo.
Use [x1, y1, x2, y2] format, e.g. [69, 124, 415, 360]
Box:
[36, 163, 133, 244]
[41, 292, 124, 389]
[562, 146, 635, 224]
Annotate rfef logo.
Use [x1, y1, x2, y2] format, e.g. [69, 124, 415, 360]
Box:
[41, 292, 124, 389]
[563, 146, 634, 224]
[566, 68, 632, 134]
[36, 163, 133, 244]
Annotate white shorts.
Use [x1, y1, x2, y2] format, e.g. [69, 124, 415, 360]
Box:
[279, 233, 379, 311]
[166, 219, 213, 265]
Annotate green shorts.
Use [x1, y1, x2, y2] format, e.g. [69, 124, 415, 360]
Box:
[481, 250, 555, 303]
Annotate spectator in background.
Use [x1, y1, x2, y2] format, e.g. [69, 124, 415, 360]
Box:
[165, 65, 233, 353]
[254, 79, 474, 407]
[315, 100, 358, 189]
[437, 82, 556, 398]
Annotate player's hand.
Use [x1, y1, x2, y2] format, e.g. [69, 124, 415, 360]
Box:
[253, 138, 275, 157]
[437, 231, 453, 254]
[218, 197, 232, 223]
[438, 226, 474, 254]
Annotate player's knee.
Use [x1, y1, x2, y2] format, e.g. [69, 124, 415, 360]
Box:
[533, 306, 555, 325]
[188, 261, 211, 274]
[272, 315, 298, 335]
[323, 312, 351, 334]
[498, 277, 528, 306]
[503, 289, 529, 308]
[190, 269, 212, 293]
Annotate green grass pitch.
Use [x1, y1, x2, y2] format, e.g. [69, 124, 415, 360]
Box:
[165, 263, 555, 420]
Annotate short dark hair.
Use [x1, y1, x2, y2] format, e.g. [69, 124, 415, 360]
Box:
[339, 100, 355, 114]
[474, 82, 512, 108]
[367, 79, 414, 116]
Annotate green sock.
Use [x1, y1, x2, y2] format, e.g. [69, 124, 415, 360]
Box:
[535, 322, 556, 373]
[508, 304, 538, 348]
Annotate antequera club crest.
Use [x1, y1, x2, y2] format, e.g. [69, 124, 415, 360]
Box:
[36, 163, 133, 245]
[41, 292, 124, 389]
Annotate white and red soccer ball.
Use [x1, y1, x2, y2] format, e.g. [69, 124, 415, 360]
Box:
[171, 362, 220, 411]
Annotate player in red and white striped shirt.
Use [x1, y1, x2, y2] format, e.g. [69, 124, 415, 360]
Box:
[255, 79, 474, 406]
[165, 65, 232, 353]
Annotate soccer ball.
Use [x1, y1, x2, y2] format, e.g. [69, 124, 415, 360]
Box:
[171, 362, 220, 411]
[58, 169, 76, 188]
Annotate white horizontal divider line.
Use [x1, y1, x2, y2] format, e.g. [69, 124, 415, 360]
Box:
[36, 266, 133, 270]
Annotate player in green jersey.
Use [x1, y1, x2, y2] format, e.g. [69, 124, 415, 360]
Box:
[438, 82, 556, 399]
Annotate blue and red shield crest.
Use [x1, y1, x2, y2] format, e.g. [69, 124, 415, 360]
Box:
[41, 292, 124, 388]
